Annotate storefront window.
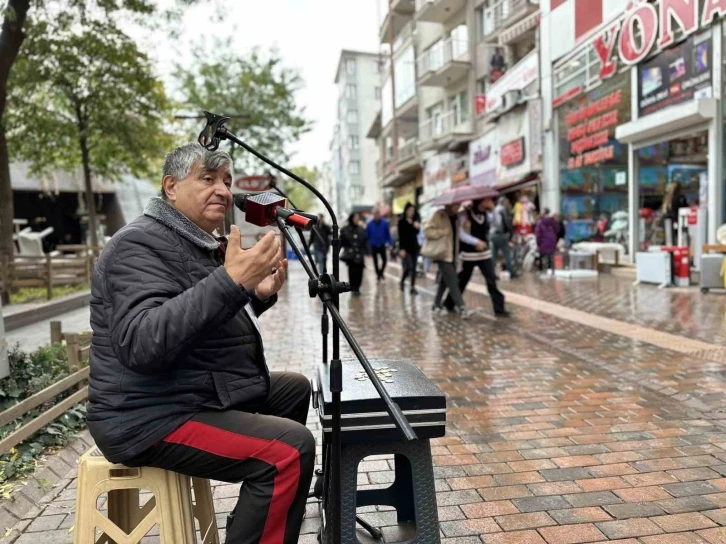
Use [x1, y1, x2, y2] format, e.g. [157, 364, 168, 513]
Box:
[556, 72, 631, 249]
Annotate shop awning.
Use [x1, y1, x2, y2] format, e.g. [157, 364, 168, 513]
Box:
[499, 11, 540, 46]
[495, 172, 540, 194]
[615, 98, 717, 147]
[10, 162, 117, 193]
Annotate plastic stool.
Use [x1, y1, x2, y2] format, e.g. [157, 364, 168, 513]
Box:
[74, 447, 219, 544]
[338, 439, 440, 543]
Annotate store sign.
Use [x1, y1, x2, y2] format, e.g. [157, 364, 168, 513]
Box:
[638, 29, 712, 116]
[501, 138, 525, 167]
[469, 132, 497, 187]
[485, 50, 539, 114]
[592, 0, 726, 80]
[564, 87, 623, 168]
[422, 152, 451, 201]
[235, 175, 273, 192]
[450, 150, 468, 186]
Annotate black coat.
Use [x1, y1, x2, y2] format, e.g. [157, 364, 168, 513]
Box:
[397, 217, 420, 253]
[312, 223, 332, 253]
[87, 209, 276, 464]
[340, 224, 368, 265]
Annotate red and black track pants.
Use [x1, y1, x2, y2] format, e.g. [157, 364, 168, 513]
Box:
[127, 372, 315, 544]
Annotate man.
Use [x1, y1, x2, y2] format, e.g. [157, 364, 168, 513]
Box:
[366, 208, 392, 281]
[444, 198, 508, 317]
[422, 203, 472, 318]
[490, 196, 518, 279]
[87, 143, 314, 544]
[312, 214, 332, 274]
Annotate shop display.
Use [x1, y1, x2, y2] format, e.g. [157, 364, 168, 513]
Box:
[699, 253, 726, 293]
[513, 192, 536, 234]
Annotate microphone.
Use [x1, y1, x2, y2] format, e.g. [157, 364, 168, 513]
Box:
[233, 192, 318, 231]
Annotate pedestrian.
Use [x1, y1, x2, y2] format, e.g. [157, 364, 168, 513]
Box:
[312, 214, 332, 274]
[490, 196, 518, 278]
[366, 207, 393, 281]
[553, 211, 566, 251]
[397, 202, 421, 294]
[87, 143, 313, 544]
[536, 208, 560, 273]
[341, 212, 368, 296]
[444, 197, 508, 317]
[422, 202, 473, 318]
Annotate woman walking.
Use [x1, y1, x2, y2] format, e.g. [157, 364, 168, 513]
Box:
[341, 212, 368, 296]
[398, 203, 421, 294]
[535, 208, 560, 273]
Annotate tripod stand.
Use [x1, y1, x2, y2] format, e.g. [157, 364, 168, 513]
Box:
[198, 111, 416, 544]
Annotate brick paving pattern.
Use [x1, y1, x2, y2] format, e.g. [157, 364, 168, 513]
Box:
[6, 263, 726, 542]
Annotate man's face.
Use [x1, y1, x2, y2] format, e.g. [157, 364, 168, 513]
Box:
[479, 198, 494, 211]
[374, 209, 381, 220]
[446, 203, 460, 215]
[163, 161, 233, 234]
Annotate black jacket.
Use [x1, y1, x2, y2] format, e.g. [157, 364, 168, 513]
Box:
[312, 223, 332, 253]
[87, 197, 276, 464]
[397, 217, 420, 253]
[340, 224, 368, 265]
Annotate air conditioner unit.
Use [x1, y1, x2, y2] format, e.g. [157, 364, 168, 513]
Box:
[635, 251, 672, 288]
[504, 89, 522, 108]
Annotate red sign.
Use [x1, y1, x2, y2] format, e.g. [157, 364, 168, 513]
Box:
[688, 205, 698, 226]
[592, 0, 726, 81]
[475, 94, 486, 116]
[234, 175, 273, 192]
[501, 138, 525, 167]
[564, 88, 623, 169]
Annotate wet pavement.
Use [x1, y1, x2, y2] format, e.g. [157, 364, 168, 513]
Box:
[7, 262, 726, 543]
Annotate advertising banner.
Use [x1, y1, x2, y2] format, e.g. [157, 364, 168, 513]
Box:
[638, 30, 712, 117]
[469, 132, 497, 187]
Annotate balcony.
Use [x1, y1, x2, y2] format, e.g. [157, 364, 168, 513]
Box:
[419, 110, 472, 150]
[380, 10, 413, 44]
[415, 0, 467, 23]
[482, 0, 539, 44]
[391, 0, 416, 16]
[397, 140, 419, 173]
[417, 36, 470, 87]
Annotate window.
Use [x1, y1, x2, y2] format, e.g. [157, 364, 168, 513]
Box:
[427, 103, 444, 136]
[346, 58, 356, 74]
[350, 161, 360, 175]
[347, 110, 358, 124]
[477, 77, 487, 95]
[348, 135, 359, 149]
[476, 7, 485, 41]
[346, 84, 357, 99]
[375, 60, 382, 73]
[375, 87, 382, 99]
[450, 91, 469, 126]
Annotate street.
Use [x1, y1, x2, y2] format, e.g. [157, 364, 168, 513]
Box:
[6, 263, 726, 543]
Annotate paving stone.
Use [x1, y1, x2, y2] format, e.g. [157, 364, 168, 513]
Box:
[596, 517, 664, 539]
[547, 507, 613, 524]
[662, 481, 723, 497]
[563, 491, 623, 508]
[657, 496, 721, 514]
[602, 502, 667, 519]
[511, 495, 570, 513]
[537, 523, 607, 544]
[652, 512, 718, 533]
[539, 468, 593, 482]
[25, 515, 64, 533]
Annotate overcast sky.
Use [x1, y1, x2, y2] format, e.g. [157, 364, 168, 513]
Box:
[145, 0, 383, 170]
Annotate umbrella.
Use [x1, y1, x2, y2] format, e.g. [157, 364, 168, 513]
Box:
[431, 185, 500, 207]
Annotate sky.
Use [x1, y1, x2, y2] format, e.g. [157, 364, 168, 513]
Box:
[143, 0, 383, 171]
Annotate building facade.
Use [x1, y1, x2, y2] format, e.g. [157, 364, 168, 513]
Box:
[540, 0, 726, 261]
[331, 50, 382, 217]
[371, 0, 542, 223]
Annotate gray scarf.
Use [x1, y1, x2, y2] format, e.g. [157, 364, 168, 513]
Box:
[144, 197, 220, 251]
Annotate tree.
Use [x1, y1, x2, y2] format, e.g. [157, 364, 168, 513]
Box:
[285, 166, 319, 214]
[174, 40, 312, 174]
[6, 18, 173, 249]
[0, 0, 196, 303]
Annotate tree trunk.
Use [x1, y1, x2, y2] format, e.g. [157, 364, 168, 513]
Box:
[0, 0, 32, 304]
[79, 135, 98, 250]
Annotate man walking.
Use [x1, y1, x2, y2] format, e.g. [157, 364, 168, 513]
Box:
[444, 197, 508, 317]
[312, 214, 332, 274]
[490, 196, 518, 279]
[366, 208, 392, 281]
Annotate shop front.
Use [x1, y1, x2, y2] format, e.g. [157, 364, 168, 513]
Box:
[548, 0, 726, 261]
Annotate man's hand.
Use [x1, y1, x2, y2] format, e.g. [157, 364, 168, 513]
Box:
[255, 258, 288, 300]
[224, 226, 282, 291]
[413, 221, 420, 229]
[476, 241, 487, 251]
[399, 249, 406, 258]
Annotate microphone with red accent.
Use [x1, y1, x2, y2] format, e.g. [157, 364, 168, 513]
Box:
[233, 192, 318, 231]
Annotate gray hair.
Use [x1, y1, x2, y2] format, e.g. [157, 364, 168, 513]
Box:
[160, 143, 232, 199]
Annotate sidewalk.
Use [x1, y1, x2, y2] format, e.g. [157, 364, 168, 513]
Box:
[6, 264, 726, 542]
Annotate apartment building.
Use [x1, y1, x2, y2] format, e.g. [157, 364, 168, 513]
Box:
[370, 0, 541, 220]
[331, 50, 382, 217]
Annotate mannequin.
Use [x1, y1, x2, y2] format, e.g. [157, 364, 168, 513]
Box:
[513, 192, 535, 234]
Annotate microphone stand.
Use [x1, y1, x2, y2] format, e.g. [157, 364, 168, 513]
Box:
[198, 111, 416, 544]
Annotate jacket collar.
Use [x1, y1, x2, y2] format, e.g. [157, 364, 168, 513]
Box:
[144, 196, 221, 251]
